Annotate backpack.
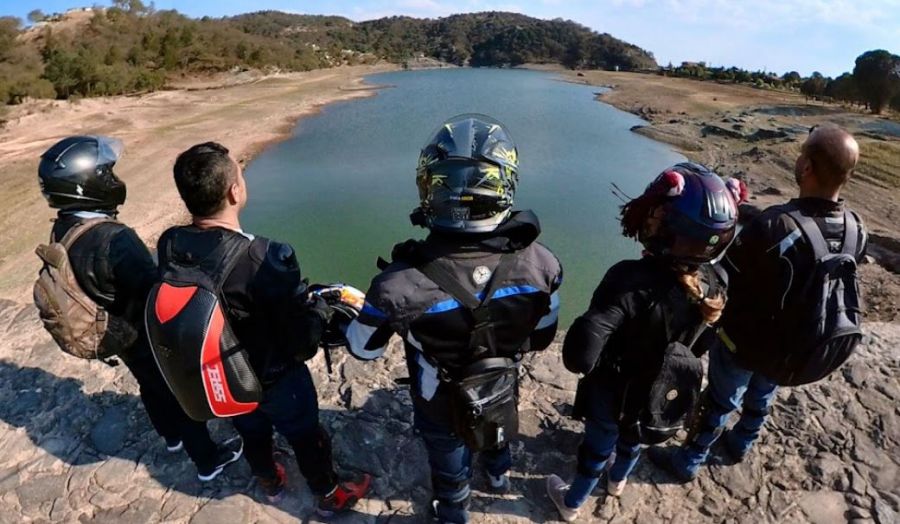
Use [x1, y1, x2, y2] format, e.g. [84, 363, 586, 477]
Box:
[33, 218, 138, 360]
[145, 232, 262, 421]
[763, 210, 863, 386]
[618, 265, 721, 445]
[415, 252, 522, 451]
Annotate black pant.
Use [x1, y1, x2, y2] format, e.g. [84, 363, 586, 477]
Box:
[232, 364, 337, 495]
[121, 346, 218, 471]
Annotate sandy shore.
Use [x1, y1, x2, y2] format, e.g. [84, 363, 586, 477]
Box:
[0, 64, 397, 301]
[554, 69, 900, 321]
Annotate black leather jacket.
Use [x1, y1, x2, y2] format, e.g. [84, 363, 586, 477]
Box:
[564, 256, 722, 423]
[156, 226, 327, 384]
[52, 212, 158, 329]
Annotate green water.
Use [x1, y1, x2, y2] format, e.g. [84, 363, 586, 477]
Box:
[243, 68, 685, 325]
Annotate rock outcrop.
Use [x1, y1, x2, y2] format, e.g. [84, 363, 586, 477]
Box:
[0, 299, 897, 523]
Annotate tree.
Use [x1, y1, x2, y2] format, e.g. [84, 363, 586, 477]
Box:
[0, 17, 21, 58]
[27, 10, 46, 24]
[801, 72, 827, 100]
[853, 49, 900, 114]
[825, 73, 859, 105]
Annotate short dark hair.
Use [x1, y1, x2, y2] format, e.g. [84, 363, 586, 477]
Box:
[173, 142, 237, 217]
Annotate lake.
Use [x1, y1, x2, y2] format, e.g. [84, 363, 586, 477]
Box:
[243, 68, 685, 326]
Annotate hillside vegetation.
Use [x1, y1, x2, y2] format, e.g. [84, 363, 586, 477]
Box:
[0, 3, 657, 105]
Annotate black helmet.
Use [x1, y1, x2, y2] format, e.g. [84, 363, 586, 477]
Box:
[625, 162, 739, 265]
[38, 135, 126, 211]
[415, 114, 519, 233]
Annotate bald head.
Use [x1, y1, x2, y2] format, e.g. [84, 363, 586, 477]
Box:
[801, 124, 859, 189]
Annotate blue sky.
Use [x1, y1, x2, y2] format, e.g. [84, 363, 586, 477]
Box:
[5, 0, 899, 77]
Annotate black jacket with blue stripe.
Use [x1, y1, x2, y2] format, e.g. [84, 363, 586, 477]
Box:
[345, 211, 562, 419]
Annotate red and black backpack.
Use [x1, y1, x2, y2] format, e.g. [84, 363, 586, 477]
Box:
[145, 232, 261, 421]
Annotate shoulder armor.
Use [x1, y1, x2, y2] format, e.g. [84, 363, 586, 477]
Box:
[264, 240, 299, 273]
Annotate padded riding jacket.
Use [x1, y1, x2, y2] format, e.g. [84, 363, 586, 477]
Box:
[345, 211, 563, 419]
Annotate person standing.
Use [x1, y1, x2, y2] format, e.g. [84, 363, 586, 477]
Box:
[546, 163, 740, 521]
[35, 136, 231, 481]
[345, 115, 563, 524]
[150, 142, 370, 515]
[649, 124, 867, 480]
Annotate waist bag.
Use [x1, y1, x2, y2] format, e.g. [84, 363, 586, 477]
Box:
[417, 252, 520, 451]
[145, 234, 262, 421]
[34, 218, 137, 360]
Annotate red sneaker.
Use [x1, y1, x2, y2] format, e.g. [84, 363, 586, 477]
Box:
[257, 463, 287, 503]
[316, 474, 372, 517]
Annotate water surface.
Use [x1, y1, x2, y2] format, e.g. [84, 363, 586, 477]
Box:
[244, 68, 685, 325]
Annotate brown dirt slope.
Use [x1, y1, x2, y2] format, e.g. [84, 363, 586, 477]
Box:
[0, 64, 395, 301]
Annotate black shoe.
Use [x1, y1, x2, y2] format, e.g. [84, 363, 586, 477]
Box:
[647, 447, 697, 483]
[197, 438, 243, 482]
[721, 430, 749, 463]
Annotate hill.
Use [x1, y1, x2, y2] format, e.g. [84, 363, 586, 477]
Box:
[0, 6, 656, 105]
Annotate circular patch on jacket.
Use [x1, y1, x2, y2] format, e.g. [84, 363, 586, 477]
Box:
[473, 266, 492, 285]
[666, 389, 679, 401]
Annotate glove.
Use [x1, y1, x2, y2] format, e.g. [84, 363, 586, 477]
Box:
[308, 283, 366, 348]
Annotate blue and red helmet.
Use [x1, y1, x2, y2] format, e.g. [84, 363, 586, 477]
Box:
[623, 162, 743, 265]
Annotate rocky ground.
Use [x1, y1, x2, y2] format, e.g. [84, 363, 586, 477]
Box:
[0, 296, 896, 523]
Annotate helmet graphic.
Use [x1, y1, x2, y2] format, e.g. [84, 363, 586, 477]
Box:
[624, 162, 740, 265]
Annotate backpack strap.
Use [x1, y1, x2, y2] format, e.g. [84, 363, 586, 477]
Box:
[841, 210, 859, 258]
[417, 252, 519, 359]
[55, 217, 116, 249]
[786, 210, 830, 259]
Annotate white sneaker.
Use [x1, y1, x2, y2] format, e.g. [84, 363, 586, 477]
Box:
[546, 474, 579, 523]
[197, 438, 243, 482]
[607, 477, 627, 497]
[488, 473, 511, 494]
[165, 439, 184, 453]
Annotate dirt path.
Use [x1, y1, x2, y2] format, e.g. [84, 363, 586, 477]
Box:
[0, 64, 397, 301]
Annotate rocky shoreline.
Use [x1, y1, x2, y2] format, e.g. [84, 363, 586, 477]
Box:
[0, 298, 896, 523]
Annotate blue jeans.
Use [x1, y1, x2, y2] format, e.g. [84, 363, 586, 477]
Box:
[231, 364, 337, 495]
[565, 385, 642, 509]
[673, 336, 779, 477]
[414, 404, 512, 524]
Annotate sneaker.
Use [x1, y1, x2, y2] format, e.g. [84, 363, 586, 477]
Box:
[546, 474, 579, 523]
[197, 438, 244, 482]
[607, 477, 627, 497]
[316, 473, 372, 517]
[647, 446, 697, 483]
[487, 472, 511, 494]
[257, 463, 287, 503]
[165, 438, 183, 453]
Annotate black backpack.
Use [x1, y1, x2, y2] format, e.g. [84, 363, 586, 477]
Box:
[762, 210, 863, 386]
[616, 265, 722, 445]
[145, 233, 263, 421]
[415, 252, 522, 452]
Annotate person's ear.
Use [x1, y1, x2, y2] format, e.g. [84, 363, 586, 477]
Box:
[227, 181, 241, 205]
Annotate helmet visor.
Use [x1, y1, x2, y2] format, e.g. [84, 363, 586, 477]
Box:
[418, 160, 511, 200]
[664, 212, 736, 263]
[93, 136, 125, 166]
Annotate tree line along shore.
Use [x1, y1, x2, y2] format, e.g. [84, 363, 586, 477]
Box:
[2, 3, 899, 116]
